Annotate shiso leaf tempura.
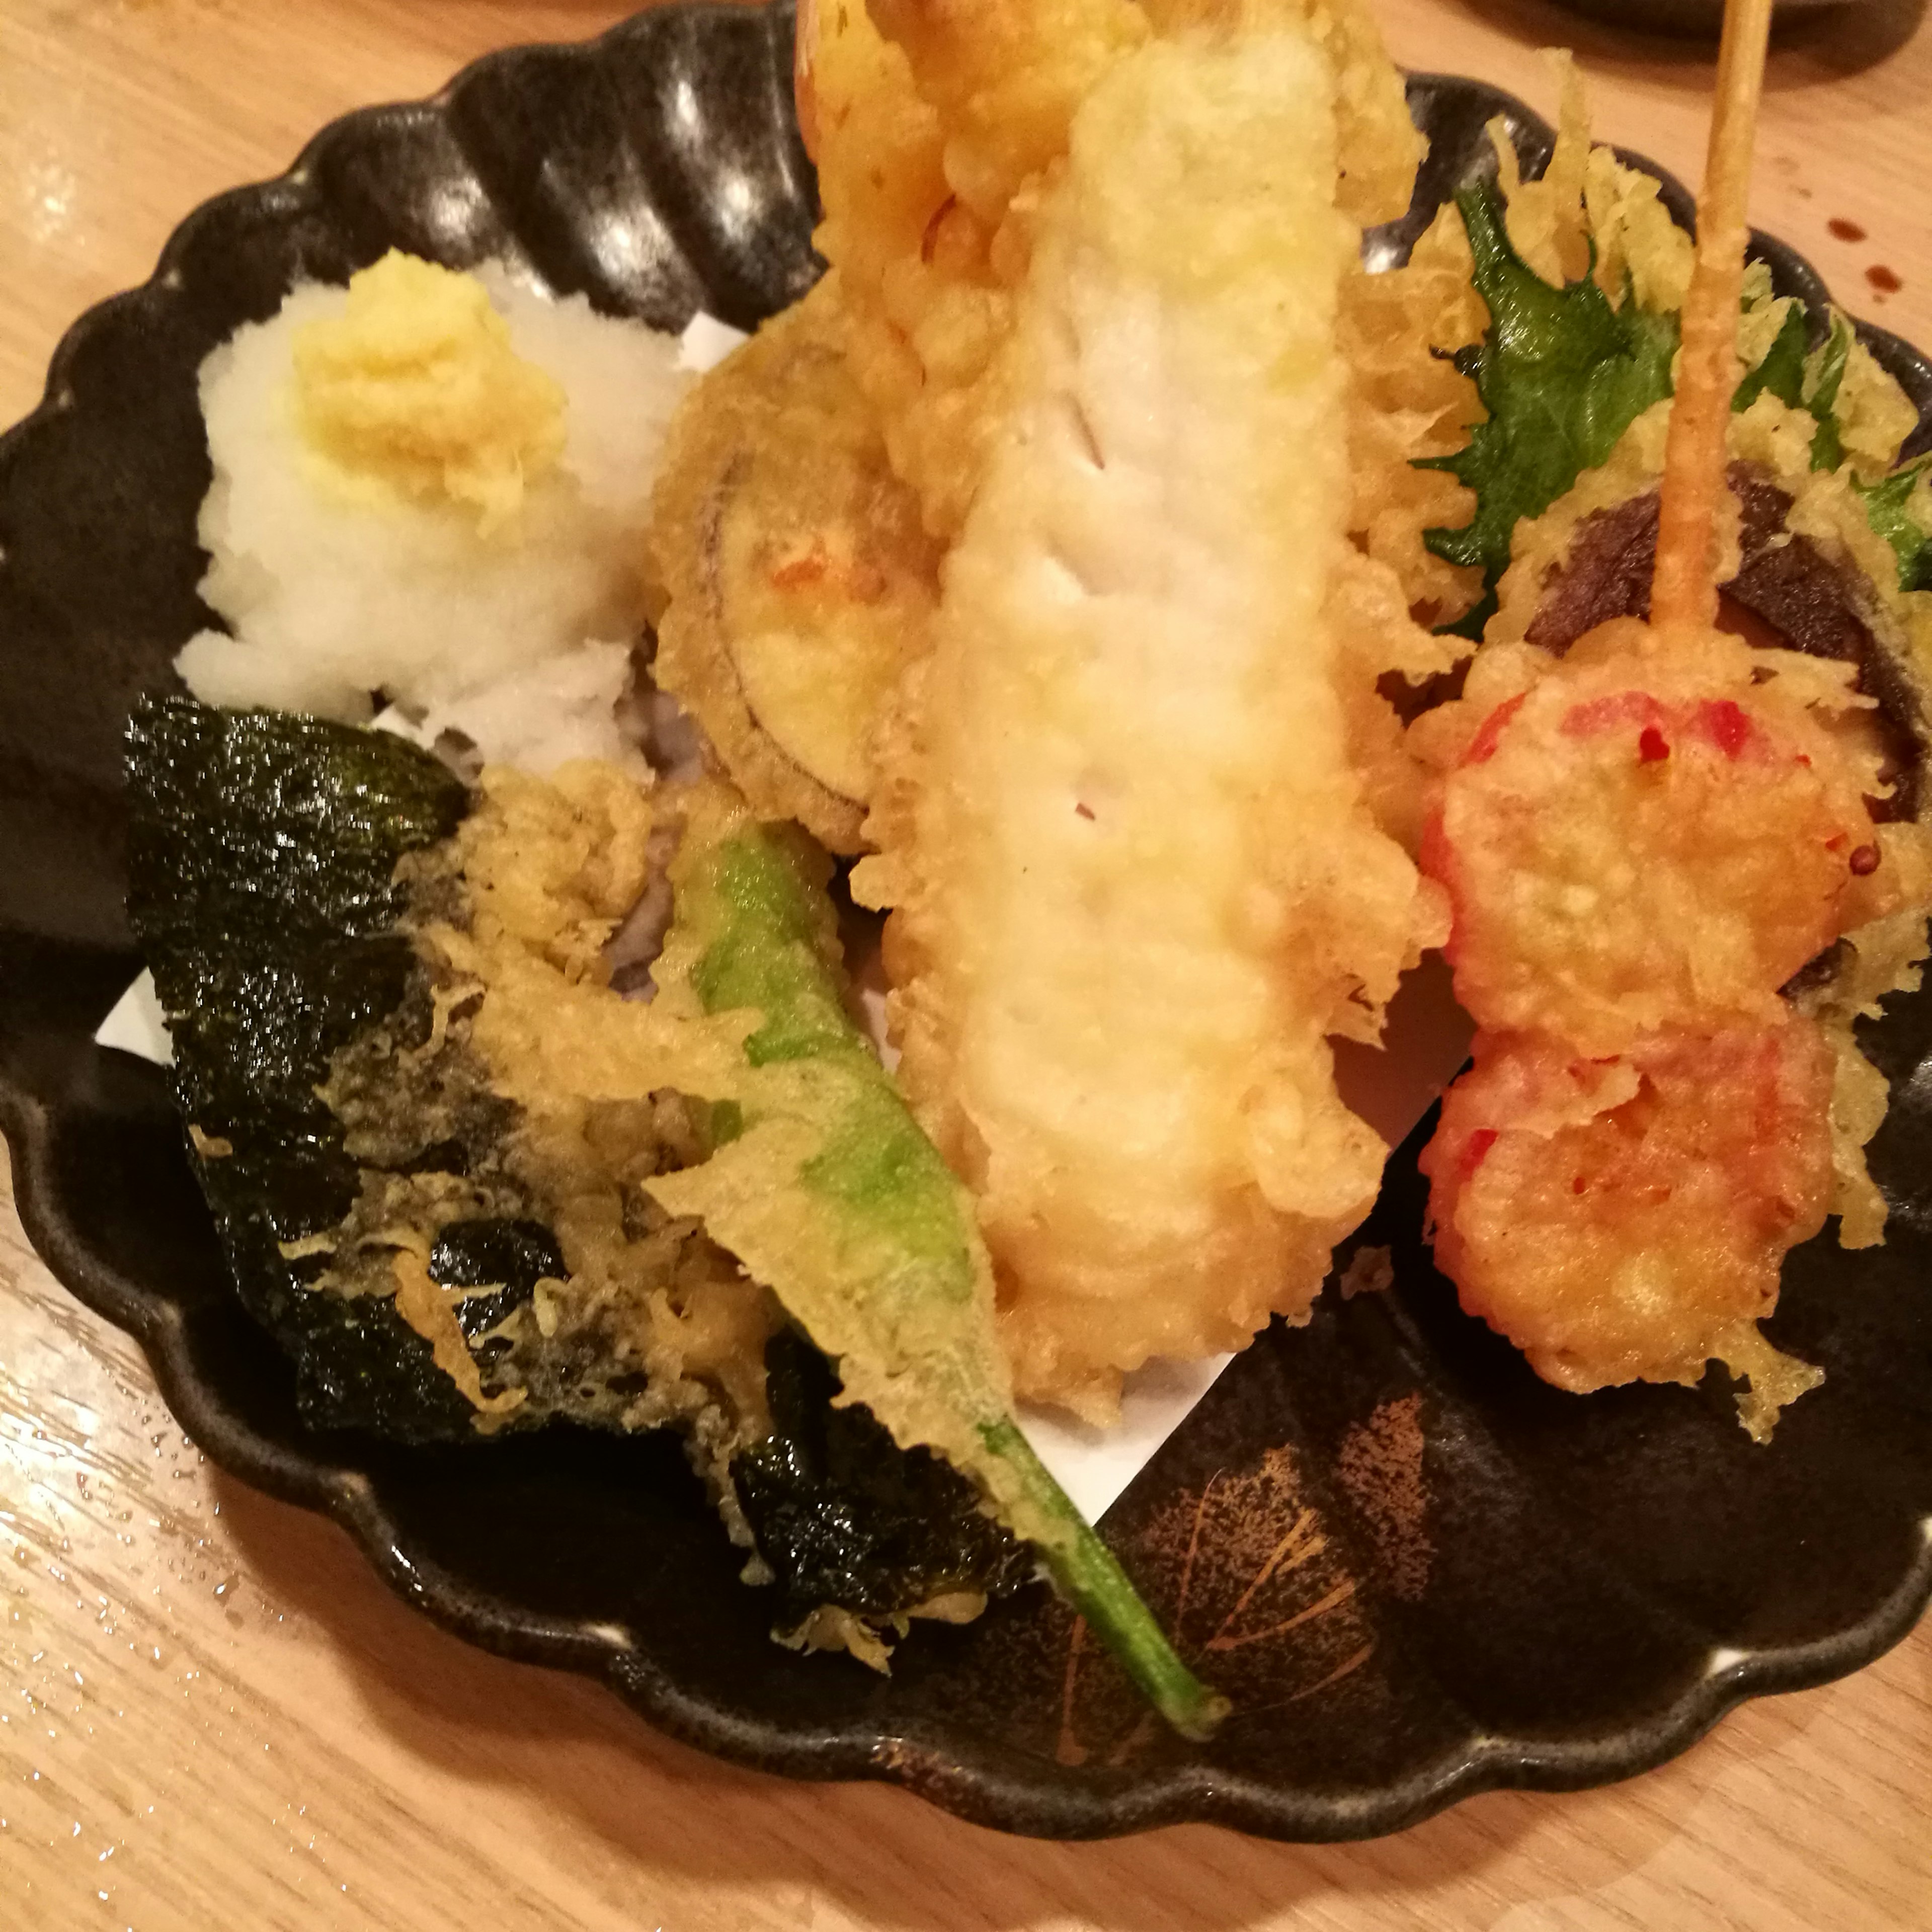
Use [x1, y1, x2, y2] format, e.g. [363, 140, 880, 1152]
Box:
[1419, 181, 1678, 640]
[1858, 458, 1932, 594]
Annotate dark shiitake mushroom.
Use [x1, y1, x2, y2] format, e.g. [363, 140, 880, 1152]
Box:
[1527, 461, 1927, 822]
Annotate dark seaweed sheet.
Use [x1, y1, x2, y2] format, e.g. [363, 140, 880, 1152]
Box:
[127, 697, 480, 1439]
[122, 693, 1029, 1616]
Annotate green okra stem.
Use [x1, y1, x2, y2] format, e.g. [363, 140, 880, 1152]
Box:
[980, 1418, 1229, 1742]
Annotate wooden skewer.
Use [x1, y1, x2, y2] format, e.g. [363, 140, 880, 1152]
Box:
[794, 0, 821, 160]
[1650, 0, 1776, 631]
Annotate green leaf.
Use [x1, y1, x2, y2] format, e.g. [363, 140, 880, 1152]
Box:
[125, 697, 485, 1440]
[1419, 181, 1679, 640]
[1733, 304, 1858, 473]
[1803, 313, 1854, 473]
[1856, 457, 1932, 594]
[1733, 302, 1808, 414]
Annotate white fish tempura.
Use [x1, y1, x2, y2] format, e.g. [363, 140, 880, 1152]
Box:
[857, 24, 1440, 1421]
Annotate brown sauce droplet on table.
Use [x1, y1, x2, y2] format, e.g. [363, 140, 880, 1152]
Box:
[1867, 264, 1903, 296]
[1828, 217, 1868, 243]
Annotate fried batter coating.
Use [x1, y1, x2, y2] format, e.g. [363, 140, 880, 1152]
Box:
[1339, 53, 1781, 635]
[804, 0, 1137, 542]
[1452, 248, 1932, 1246]
[1417, 619, 1931, 1419]
[1423, 621, 1905, 1054]
[1138, 0, 1422, 228]
[809, 0, 1421, 547]
[1394, 35, 1932, 1431]
[1338, 205, 1488, 630]
[866, 0, 1150, 221]
[1420, 1025, 1834, 1410]
[856, 25, 1440, 1421]
[649, 281, 939, 853]
[793, 0, 1447, 852]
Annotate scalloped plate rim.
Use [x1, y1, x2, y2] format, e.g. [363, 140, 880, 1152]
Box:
[3, 7, 1929, 1842]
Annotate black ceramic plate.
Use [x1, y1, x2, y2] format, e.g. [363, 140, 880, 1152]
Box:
[4, 1, 1930, 1844]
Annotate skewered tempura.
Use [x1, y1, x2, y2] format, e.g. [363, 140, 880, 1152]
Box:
[1413, 0, 1932, 1432]
[1416, 623, 1923, 1424]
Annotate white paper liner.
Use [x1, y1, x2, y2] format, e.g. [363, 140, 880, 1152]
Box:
[1017, 1354, 1237, 1522]
[94, 969, 173, 1066]
[676, 311, 749, 373]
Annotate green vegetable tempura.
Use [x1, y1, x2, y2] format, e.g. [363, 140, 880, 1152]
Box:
[649, 788, 1229, 1740]
[1421, 181, 1679, 638]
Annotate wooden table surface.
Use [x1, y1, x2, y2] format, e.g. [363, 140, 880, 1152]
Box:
[4, 1, 1930, 1925]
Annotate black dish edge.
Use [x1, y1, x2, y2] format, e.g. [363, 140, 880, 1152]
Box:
[2, 9, 1930, 1842]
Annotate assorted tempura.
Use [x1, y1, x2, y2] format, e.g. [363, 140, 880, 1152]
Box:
[659, 0, 1932, 1440]
[115, 0, 1932, 1737]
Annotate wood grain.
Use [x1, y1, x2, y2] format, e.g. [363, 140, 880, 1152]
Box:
[3, 2, 1931, 1926]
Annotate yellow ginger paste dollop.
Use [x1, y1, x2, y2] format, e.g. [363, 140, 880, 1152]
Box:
[291, 250, 566, 531]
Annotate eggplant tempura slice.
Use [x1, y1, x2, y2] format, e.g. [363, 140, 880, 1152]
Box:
[649, 280, 939, 854]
